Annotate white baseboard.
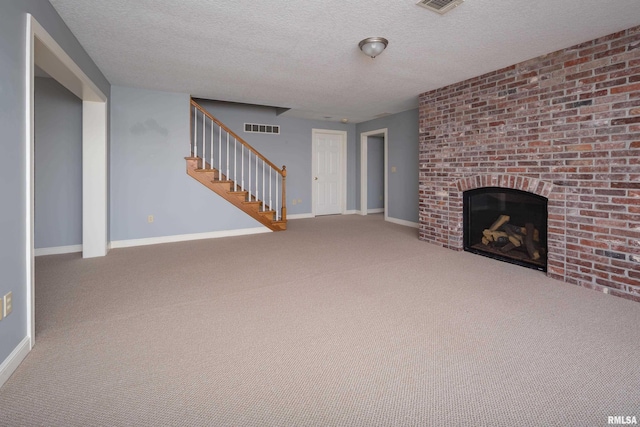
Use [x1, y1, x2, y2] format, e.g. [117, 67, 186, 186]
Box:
[386, 217, 419, 228]
[288, 213, 315, 220]
[111, 227, 271, 249]
[291, 212, 362, 218]
[0, 337, 31, 389]
[354, 210, 384, 215]
[35, 244, 82, 256]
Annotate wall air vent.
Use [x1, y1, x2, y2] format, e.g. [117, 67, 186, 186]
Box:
[244, 123, 280, 135]
[416, 0, 464, 14]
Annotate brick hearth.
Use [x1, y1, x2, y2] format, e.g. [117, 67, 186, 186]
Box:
[418, 26, 640, 302]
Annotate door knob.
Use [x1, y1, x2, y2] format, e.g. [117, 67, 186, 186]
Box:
[314, 177, 318, 180]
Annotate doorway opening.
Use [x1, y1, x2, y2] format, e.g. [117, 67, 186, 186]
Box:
[359, 128, 388, 220]
[26, 15, 108, 346]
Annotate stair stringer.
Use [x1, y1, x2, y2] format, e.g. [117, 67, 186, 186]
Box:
[185, 157, 286, 231]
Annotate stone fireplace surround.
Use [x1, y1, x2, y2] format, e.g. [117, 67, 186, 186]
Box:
[418, 26, 640, 302]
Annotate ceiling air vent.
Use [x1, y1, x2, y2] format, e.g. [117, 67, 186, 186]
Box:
[244, 123, 280, 135]
[416, 0, 464, 14]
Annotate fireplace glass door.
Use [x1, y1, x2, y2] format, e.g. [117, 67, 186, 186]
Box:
[463, 188, 547, 271]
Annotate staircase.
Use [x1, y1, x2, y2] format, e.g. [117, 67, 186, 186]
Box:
[186, 99, 287, 231]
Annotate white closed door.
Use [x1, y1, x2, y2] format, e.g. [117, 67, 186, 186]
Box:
[313, 130, 345, 216]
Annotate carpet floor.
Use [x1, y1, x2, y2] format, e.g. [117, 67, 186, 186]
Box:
[1, 214, 639, 426]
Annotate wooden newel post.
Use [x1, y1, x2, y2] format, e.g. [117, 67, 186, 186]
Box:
[281, 165, 287, 221]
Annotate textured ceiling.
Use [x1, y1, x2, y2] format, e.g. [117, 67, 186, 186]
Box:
[49, 0, 640, 123]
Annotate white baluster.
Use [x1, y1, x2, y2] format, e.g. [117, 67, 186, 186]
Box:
[241, 145, 245, 194]
[226, 133, 230, 182]
[276, 173, 279, 220]
[262, 161, 265, 211]
[193, 108, 198, 158]
[269, 167, 272, 213]
[209, 119, 213, 169]
[248, 151, 252, 199]
[202, 110, 205, 165]
[234, 138, 237, 191]
[218, 127, 222, 180]
[255, 155, 259, 202]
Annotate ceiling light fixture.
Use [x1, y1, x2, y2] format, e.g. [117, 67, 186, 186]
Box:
[358, 37, 388, 58]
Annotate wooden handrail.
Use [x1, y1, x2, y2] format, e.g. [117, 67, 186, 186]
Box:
[190, 99, 284, 176]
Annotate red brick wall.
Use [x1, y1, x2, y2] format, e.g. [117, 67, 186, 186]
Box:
[418, 26, 640, 302]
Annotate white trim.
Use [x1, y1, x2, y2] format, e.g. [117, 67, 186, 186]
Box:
[25, 14, 35, 350]
[386, 217, 419, 228]
[287, 213, 315, 220]
[35, 245, 83, 256]
[311, 129, 348, 216]
[82, 101, 108, 258]
[344, 210, 357, 215]
[384, 131, 389, 222]
[360, 136, 367, 216]
[368, 208, 385, 214]
[110, 227, 271, 249]
[0, 337, 31, 389]
[30, 19, 105, 102]
[359, 129, 388, 221]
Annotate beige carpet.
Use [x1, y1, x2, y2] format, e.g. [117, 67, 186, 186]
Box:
[1, 214, 639, 426]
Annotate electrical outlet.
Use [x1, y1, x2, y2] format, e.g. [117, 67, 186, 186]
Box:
[4, 292, 12, 316]
[391, 166, 397, 173]
[148, 215, 154, 223]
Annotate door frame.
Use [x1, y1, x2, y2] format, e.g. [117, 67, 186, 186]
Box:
[26, 15, 108, 346]
[311, 129, 347, 216]
[360, 128, 388, 221]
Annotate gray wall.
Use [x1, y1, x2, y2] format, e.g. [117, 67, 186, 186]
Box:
[0, 0, 110, 366]
[35, 77, 82, 249]
[356, 108, 419, 223]
[196, 100, 357, 216]
[367, 136, 384, 210]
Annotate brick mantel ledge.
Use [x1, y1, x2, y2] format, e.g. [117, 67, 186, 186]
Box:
[456, 175, 554, 198]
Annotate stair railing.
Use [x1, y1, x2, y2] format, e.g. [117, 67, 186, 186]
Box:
[190, 99, 287, 222]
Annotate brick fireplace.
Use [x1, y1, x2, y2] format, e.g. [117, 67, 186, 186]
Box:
[418, 26, 640, 302]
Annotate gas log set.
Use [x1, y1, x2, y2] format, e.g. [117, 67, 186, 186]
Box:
[479, 215, 545, 264]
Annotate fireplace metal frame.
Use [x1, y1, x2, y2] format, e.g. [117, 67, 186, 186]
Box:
[463, 187, 548, 272]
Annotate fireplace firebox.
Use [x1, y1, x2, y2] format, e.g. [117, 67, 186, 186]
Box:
[463, 188, 548, 271]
